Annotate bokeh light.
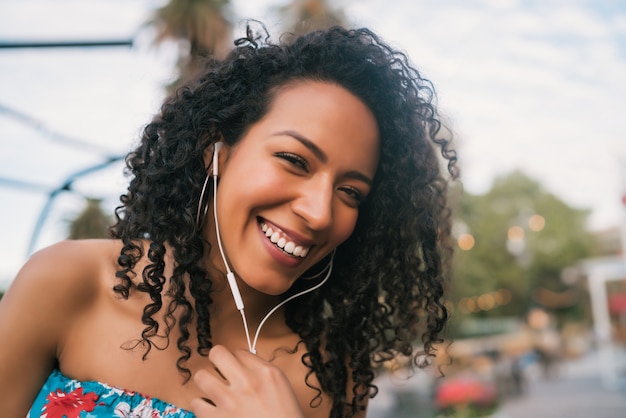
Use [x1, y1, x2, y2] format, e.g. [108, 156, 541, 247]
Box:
[457, 233, 476, 251]
[528, 214, 545, 231]
[507, 226, 525, 242]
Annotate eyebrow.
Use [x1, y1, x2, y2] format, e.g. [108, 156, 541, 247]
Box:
[273, 130, 373, 186]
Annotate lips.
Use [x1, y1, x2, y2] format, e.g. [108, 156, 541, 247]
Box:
[258, 219, 311, 258]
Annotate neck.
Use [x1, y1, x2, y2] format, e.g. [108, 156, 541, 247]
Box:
[213, 269, 283, 321]
[202, 205, 291, 350]
[204, 256, 289, 347]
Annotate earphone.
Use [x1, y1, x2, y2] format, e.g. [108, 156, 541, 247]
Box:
[212, 141, 223, 177]
[210, 141, 333, 354]
[211, 142, 246, 318]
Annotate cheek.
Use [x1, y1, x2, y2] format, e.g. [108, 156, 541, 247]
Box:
[332, 208, 359, 246]
[217, 165, 295, 225]
[220, 158, 276, 199]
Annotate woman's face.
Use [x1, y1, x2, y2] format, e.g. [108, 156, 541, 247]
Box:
[209, 80, 379, 296]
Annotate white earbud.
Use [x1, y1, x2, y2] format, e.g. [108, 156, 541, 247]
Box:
[212, 142, 223, 177]
[211, 141, 243, 311]
[211, 141, 248, 346]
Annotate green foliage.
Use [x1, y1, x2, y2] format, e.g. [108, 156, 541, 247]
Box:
[273, 0, 347, 35]
[149, 0, 233, 91]
[450, 171, 595, 333]
[149, 0, 348, 92]
[67, 198, 111, 239]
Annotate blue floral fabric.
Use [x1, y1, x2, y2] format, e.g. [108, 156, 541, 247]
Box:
[28, 368, 196, 417]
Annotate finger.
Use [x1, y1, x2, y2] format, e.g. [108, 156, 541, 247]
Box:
[232, 348, 270, 370]
[192, 368, 228, 406]
[189, 396, 216, 417]
[232, 349, 294, 392]
[208, 345, 249, 384]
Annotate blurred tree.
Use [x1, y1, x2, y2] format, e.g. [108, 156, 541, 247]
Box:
[275, 0, 348, 35]
[450, 171, 595, 332]
[149, 0, 233, 90]
[67, 198, 111, 240]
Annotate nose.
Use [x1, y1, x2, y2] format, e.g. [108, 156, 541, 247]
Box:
[292, 177, 333, 231]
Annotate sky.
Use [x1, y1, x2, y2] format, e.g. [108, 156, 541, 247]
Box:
[1, 0, 625, 288]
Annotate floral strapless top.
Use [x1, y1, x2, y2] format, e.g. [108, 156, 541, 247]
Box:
[28, 369, 195, 417]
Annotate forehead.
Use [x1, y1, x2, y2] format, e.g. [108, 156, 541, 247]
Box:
[273, 80, 377, 142]
[253, 80, 379, 173]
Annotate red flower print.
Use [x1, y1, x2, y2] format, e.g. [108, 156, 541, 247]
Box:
[42, 387, 100, 418]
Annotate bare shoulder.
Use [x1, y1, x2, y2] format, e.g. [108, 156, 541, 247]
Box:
[0, 239, 123, 346]
[0, 239, 123, 415]
[12, 239, 121, 304]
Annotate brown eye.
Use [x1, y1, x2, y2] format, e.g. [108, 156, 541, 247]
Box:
[275, 152, 309, 172]
[339, 186, 364, 205]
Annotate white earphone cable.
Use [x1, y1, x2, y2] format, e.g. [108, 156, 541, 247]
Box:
[211, 143, 332, 355]
[213, 172, 254, 353]
[250, 257, 333, 352]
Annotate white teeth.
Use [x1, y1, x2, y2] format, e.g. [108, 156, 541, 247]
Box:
[260, 221, 311, 258]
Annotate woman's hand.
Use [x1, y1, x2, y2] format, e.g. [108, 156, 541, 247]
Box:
[190, 345, 305, 418]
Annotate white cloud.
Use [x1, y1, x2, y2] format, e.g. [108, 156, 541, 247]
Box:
[351, 0, 626, 231]
[548, 6, 610, 39]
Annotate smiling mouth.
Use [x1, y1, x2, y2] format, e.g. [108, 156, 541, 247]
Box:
[259, 219, 310, 258]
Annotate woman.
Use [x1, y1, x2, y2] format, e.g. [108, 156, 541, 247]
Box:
[0, 24, 457, 417]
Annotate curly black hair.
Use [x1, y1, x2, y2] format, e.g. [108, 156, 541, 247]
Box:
[110, 23, 458, 418]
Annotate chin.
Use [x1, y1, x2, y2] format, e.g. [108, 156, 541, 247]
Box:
[247, 277, 295, 297]
[256, 284, 293, 297]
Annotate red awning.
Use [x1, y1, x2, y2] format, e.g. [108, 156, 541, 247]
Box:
[608, 293, 626, 314]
